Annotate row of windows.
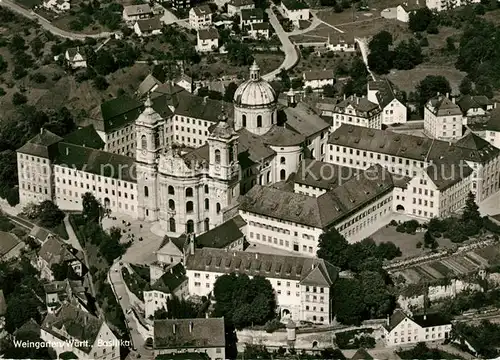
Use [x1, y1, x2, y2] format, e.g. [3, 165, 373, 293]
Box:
[56, 179, 135, 199]
[175, 116, 209, 127]
[54, 168, 135, 189]
[242, 211, 317, 231]
[19, 155, 47, 163]
[21, 183, 48, 194]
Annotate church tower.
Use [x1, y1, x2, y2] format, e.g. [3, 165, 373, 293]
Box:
[135, 95, 164, 221]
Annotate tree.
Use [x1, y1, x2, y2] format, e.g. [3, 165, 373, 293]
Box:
[461, 191, 482, 236]
[5, 290, 43, 333]
[12, 92, 27, 106]
[224, 82, 238, 102]
[369, 31, 393, 53]
[92, 50, 117, 75]
[393, 38, 423, 70]
[82, 192, 102, 222]
[2, 328, 57, 359]
[30, 37, 44, 57]
[359, 271, 394, 318]
[213, 273, 276, 329]
[0, 55, 7, 74]
[317, 228, 350, 270]
[164, 296, 200, 319]
[409, 7, 435, 32]
[12, 64, 27, 79]
[424, 231, 438, 249]
[51, 261, 81, 281]
[8, 34, 26, 53]
[36, 200, 65, 228]
[333, 278, 365, 325]
[93, 76, 109, 90]
[416, 75, 451, 110]
[323, 84, 336, 97]
[459, 76, 473, 95]
[226, 41, 253, 66]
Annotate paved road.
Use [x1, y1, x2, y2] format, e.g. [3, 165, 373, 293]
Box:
[0, 0, 114, 40]
[109, 262, 153, 359]
[262, 8, 299, 81]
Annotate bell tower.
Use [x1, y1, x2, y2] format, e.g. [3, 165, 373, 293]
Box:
[135, 95, 164, 221]
[208, 106, 239, 181]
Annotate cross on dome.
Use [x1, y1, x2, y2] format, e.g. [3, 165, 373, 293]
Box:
[218, 104, 228, 123]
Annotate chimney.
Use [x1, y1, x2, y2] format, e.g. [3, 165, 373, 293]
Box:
[495, 102, 497, 109]
[452, 97, 455, 104]
[423, 314, 427, 320]
[386, 314, 390, 326]
[203, 96, 208, 104]
[255, 253, 258, 259]
[40, 127, 44, 135]
[189, 321, 193, 333]
[173, 324, 176, 334]
[437, 91, 440, 96]
[343, 93, 346, 100]
[446, 92, 449, 98]
[65, 147, 69, 156]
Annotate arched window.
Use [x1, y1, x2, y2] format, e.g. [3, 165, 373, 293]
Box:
[280, 157, 286, 164]
[280, 169, 286, 181]
[257, 115, 262, 128]
[185, 188, 193, 197]
[311, 149, 315, 159]
[186, 201, 194, 213]
[215, 149, 221, 164]
[144, 186, 149, 197]
[169, 218, 176, 232]
[271, 113, 274, 124]
[266, 172, 271, 183]
[259, 175, 263, 185]
[168, 199, 175, 211]
[204, 218, 210, 232]
[168, 186, 175, 195]
[204, 198, 209, 210]
[141, 135, 147, 149]
[186, 220, 194, 233]
[204, 185, 209, 194]
[321, 144, 325, 154]
[251, 179, 256, 186]
[242, 115, 247, 127]
[216, 203, 221, 214]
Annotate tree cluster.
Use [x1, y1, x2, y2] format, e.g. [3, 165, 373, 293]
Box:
[342, 57, 369, 97]
[409, 8, 439, 33]
[368, 31, 423, 74]
[154, 295, 207, 320]
[213, 273, 276, 330]
[412, 75, 451, 112]
[23, 200, 65, 229]
[452, 321, 500, 358]
[69, 1, 123, 31]
[398, 342, 458, 360]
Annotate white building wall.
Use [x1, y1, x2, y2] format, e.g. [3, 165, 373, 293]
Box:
[104, 123, 136, 157]
[18, 153, 53, 205]
[304, 78, 334, 90]
[270, 145, 301, 182]
[424, 107, 462, 141]
[196, 38, 219, 52]
[227, 3, 255, 16]
[385, 319, 452, 347]
[332, 105, 382, 132]
[155, 346, 225, 360]
[293, 183, 326, 197]
[381, 99, 407, 125]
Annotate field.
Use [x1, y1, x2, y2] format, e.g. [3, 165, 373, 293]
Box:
[187, 52, 285, 80]
[336, 18, 411, 41]
[290, 50, 358, 78]
[391, 244, 500, 284]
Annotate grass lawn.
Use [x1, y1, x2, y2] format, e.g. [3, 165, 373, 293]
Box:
[14, 0, 42, 9]
[386, 66, 467, 95]
[336, 18, 411, 40]
[186, 53, 285, 80]
[290, 50, 358, 78]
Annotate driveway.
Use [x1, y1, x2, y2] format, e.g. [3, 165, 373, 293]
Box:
[261, 8, 299, 81]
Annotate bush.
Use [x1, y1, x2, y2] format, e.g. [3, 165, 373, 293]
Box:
[389, 220, 398, 226]
[30, 73, 46, 83]
[416, 241, 423, 248]
[265, 318, 284, 333]
[0, 87, 5, 96]
[12, 92, 27, 106]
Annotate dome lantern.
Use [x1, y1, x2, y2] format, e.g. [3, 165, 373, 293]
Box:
[233, 61, 277, 108]
[249, 60, 261, 81]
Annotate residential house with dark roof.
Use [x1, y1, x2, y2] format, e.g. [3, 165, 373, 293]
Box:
[332, 95, 382, 131]
[327, 34, 356, 52]
[396, 0, 425, 22]
[367, 79, 407, 124]
[137, 74, 163, 97]
[193, 215, 246, 250]
[0, 231, 24, 260]
[144, 263, 188, 318]
[196, 28, 219, 52]
[303, 69, 335, 90]
[175, 73, 194, 94]
[383, 309, 452, 346]
[171, 0, 190, 10]
[154, 318, 226, 359]
[240, 8, 264, 27]
[457, 94, 495, 123]
[189, 4, 213, 30]
[36, 237, 84, 281]
[41, 303, 120, 359]
[249, 22, 271, 40]
[64, 47, 86, 69]
[468, 106, 500, 149]
[44, 279, 88, 314]
[327, 125, 500, 214]
[186, 245, 339, 324]
[228, 0, 255, 16]
[134, 17, 163, 37]
[239, 165, 396, 247]
[280, 0, 310, 26]
[424, 93, 463, 141]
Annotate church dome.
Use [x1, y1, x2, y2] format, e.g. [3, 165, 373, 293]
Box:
[233, 61, 276, 108]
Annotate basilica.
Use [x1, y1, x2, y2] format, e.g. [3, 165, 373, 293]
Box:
[16, 61, 330, 236]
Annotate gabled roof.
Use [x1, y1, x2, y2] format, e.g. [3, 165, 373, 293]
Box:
[426, 95, 462, 116]
[192, 4, 212, 16]
[66, 47, 85, 61]
[186, 248, 338, 285]
[154, 318, 225, 349]
[251, 22, 270, 31]
[452, 131, 500, 163]
[0, 231, 21, 258]
[151, 82, 188, 108]
[351, 348, 374, 360]
[42, 303, 102, 352]
[38, 237, 80, 268]
[335, 95, 380, 116]
[240, 165, 394, 228]
[282, 0, 309, 10]
[151, 263, 187, 293]
[137, 74, 162, 97]
[303, 69, 334, 81]
[54, 142, 137, 182]
[384, 309, 409, 331]
[237, 128, 276, 168]
[136, 17, 162, 32]
[400, 0, 425, 12]
[17, 129, 62, 158]
[412, 313, 451, 328]
[368, 79, 401, 109]
[262, 125, 305, 146]
[198, 28, 219, 40]
[457, 95, 493, 113]
[124, 4, 152, 16]
[241, 8, 263, 21]
[63, 125, 105, 150]
[425, 160, 473, 191]
[468, 109, 500, 132]
[282, 102, 330, 137]
[100, 95, 143, 133]
[175, 93, 230, 122]
[14, 318, 40, 337]
[294, 159, 356, 190]
[328, 33, 355, 46]
[195, 218, 244, 249]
